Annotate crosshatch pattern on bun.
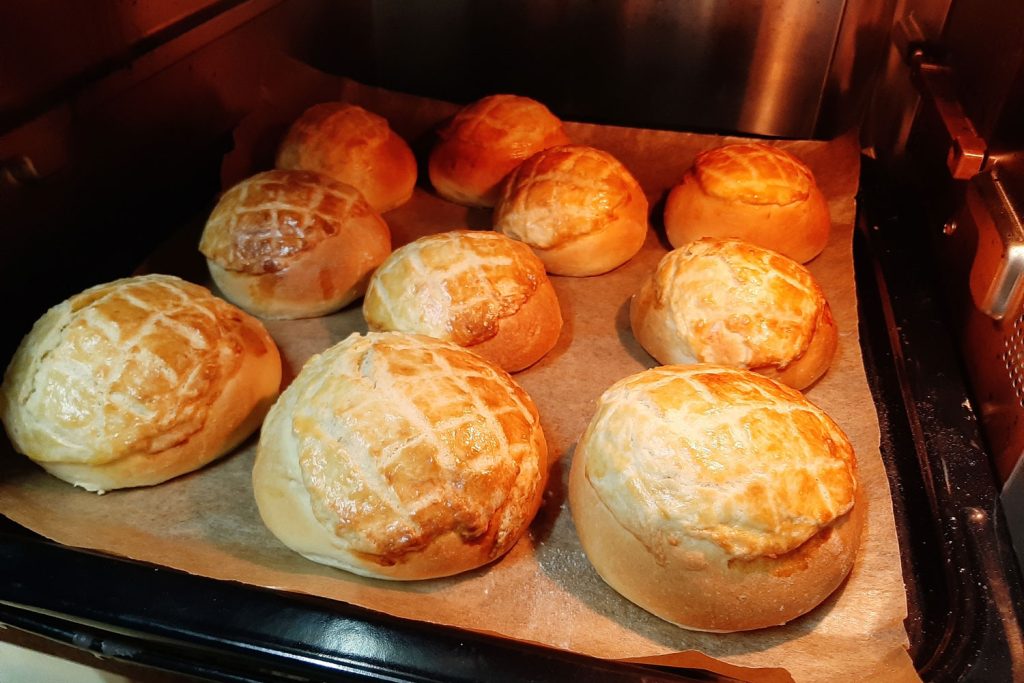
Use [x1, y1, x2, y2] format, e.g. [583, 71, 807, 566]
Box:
[630, 237, 837, 390]
[494, 144, 649, 276]
[428, 94, 572, 207]
[664, 142, 831, 263]
[362, 230, 563, 372]
[569, 364, 863, 632]
[253, 331, 549, 580]
[0, 274, 282, 492]
[200, 169, 391, 320]
[276, 102, 417, 213]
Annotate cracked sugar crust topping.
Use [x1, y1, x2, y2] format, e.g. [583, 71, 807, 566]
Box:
[364, 231, 546, 346]
[1, 274, 258, 465]
[497, 145, 640, 249]
[286, 332, 546, 564]
[199, 169, 372, 275]
[581, 365, 856, 561]
[280, 102, 392, 162]
[693, 143, 815, 206]
[440, 94, 566, 154]
[655, 238, 826, 369]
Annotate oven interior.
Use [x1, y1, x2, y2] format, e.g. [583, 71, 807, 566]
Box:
[1, 1, 1024, 680]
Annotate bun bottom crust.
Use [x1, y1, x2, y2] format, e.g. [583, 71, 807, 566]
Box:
[664, 174, 831, 264]
[568, 452, 864, 632]
[629, 284, 838, 391]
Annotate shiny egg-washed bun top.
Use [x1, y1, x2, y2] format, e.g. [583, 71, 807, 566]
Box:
[0, 274, 281, 492]
[569, 364, 862, 632]
[253, 331, 549, 580]
[428, 94, 572, 207]
[363, 230, 562, 372]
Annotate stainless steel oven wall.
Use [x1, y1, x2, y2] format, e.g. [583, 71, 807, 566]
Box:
[869, 0, 1024, 564]
[308, 0, 894, 138]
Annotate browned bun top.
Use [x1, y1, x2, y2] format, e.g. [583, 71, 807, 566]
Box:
[363, 230, 544, 346]
[199, 169, 377, 274]
[664, 142, 831, 264]
[276, 102, 417, 212]
[438, 94, 568, 154]
[253, 331, 548, 580]
[0, 274, 281, 491]
[630, 237, 836, 388]
[581, 365, 857, 559]
[493, 144, 649, 276]
[693, 142, 815, 205]
[569, 364, 862, 631]
[362, 231, 562, 370]
[428, 94, 572, 207]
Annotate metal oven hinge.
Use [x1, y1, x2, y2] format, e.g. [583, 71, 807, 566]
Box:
[893, 12, 988, 180]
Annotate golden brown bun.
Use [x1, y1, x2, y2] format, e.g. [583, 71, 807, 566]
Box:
[630, 238, 837, 390]
[0, 274, 281, 492]
[494, 145, 649, 276]
[199, 170, 392, 320]
[253, 331, 548, 580]
[428, 94, 572, 207]
[276, 102, 417, 213]
[363, 230, 562, 372]
[664, 143, 830, 263]
[569, 365, 863, 632]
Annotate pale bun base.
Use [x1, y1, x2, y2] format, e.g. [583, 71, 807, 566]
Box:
[207, 219, 391, 320]
[466, 278, 563, 372]
[664, 172, 831, 263]
[629, 285, 838, 391]
[568, 453, 864, 632]
[33, 322, 281, 492]
[537, 224, 645, 276]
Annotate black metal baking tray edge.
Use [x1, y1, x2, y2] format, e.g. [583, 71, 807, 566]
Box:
[0, 521, 716, 683]
[0, 158, 1022, 682]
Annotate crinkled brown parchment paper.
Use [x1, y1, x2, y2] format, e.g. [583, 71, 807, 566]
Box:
[0, 60, 917, 683]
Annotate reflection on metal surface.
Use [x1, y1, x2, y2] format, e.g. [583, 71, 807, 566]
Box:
[354, 0, 889, 138]
[968, 172, 1024, 320]
[943, 167, 1024, 483]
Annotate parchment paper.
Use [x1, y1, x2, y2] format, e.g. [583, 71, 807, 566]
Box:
[0, 62, 917, 682]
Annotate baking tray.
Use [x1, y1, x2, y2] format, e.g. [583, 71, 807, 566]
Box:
[0, 159, 1021, 682]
